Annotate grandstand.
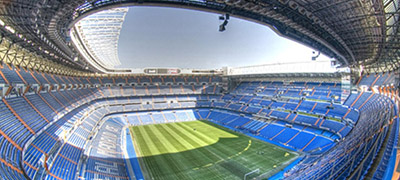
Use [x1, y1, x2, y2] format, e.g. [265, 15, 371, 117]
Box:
[0, 0, 399, 180]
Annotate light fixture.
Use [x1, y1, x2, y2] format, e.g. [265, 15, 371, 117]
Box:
[311, 51, 320, 61]
[5, 25, 15, 33]
[219, 14, 230, 32]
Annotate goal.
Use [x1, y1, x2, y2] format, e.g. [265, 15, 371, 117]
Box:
[244, 168, 260, 180]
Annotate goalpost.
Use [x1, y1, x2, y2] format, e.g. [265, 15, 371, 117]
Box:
[244, 168, 260, 180]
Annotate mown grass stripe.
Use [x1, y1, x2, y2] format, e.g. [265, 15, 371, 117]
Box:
[131, 120, 298, 180]
[160, 124, 215, 164]
[158, 123, 226, 179]
[172, 122, 250, 179]
[172, 122, 232, 159]
[176, 121, 243, 155]
[136, 125, 177, 179]
[166, 124, 230, 179]
[144, 125, 191, 180]
[131, 127, 156, 180]
[149, 125, 202, 179]
[162, 123, 228, 179]
[133, 126, 166, 180]
[150, 124, 198, 179]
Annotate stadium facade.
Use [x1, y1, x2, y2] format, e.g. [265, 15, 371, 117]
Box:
[0, 0, 399, 180]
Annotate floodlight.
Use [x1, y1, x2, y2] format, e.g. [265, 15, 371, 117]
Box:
[218, 14, 230, 32]
[312, 51, 320, 61]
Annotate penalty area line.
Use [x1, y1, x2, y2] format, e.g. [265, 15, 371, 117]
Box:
[193, 139, 252, 171]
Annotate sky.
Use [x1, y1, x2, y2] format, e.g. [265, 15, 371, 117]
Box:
[117, 6, 332, 69]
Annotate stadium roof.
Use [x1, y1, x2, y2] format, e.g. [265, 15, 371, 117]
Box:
[0, 0, 399, 74]
[75, 7, 128, 69]
[227, 60, 339, 75]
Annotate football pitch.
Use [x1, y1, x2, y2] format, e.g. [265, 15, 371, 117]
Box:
[129, 120, 298, 180]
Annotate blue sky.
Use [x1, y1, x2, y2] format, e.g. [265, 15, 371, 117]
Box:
[117, 6, 332, 69]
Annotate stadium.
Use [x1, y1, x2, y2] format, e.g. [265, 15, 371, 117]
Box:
[0, 0, 399, 180]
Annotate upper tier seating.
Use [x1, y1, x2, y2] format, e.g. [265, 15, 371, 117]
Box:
[231, 81, 341, 102]
[0, 65, 24, 84]
[358, 72, 395, 87]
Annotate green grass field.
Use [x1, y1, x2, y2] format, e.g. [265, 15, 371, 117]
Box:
[130, 120, 298, 180]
